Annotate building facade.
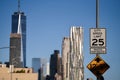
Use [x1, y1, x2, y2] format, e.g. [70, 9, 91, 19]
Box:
[0, 64, 38, 80]
[10, 11, 26, 67]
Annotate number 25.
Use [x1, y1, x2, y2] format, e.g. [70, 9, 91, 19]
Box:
[92, 39, 104, 46]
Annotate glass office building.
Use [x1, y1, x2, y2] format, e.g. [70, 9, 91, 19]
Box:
[32, 58, 41, 73]
[11, 12, 26, 67]
[32, 58, 48, 76]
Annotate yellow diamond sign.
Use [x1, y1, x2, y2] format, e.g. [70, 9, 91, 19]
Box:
[87, 56, 110, 77]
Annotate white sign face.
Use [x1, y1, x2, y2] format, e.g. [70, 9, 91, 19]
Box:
[90, 28, 106, 54]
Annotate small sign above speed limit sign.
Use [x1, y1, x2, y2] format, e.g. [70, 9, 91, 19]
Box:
[90, 28, 106, 54]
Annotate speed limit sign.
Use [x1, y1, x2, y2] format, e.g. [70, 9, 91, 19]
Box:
[90, 28, 106, 54]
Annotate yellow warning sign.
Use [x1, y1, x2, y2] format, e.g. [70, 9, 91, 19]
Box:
[87, 56, 110, 77]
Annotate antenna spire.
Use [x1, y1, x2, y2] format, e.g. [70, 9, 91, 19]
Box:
[18, 0, 20, 12]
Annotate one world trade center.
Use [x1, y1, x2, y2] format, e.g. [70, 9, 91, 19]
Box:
[10, 0, 26, 68]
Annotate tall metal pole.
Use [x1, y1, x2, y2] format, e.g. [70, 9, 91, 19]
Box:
[96, 0, 99, 29]
[96, 1, 104, 80]
[96, 0, 99, 79]
[96, 0, 99, 57]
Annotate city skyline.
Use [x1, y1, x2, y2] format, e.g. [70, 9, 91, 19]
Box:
[0, 0, 120, 80]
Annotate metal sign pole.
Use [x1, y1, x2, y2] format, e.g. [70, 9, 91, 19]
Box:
[96, 0, 104, 80]
[96, 0, 99, 57]
[97, 75, 104, 80]
[96, 0, 99, 29]
[88, 0, 109, 80]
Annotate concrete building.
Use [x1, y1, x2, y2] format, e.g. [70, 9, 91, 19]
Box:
[0, 64, 38, 80]
[9, 33, 22, 68]
[62, 37, 70, 80]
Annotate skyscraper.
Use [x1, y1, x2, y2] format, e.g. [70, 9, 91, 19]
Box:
[32, 58, 48, 77]
[32, 58, 41, 73]
[10, 0, 26, 67]
[9, 33, 22, 67]
[62, 27, 84, 80]
[69, 27, 84, 80]
[50, 50, 62, 80]
[62, 37, 70, 80]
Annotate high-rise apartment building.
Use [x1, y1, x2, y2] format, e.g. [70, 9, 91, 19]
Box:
[62, 27, 84, 80]
[69, 27, 84, 80]
[10, 0, 26, 67]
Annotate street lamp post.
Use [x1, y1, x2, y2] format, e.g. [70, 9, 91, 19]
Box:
[0, 46, 16, 49]
[0, 46, 16, 63]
